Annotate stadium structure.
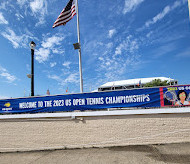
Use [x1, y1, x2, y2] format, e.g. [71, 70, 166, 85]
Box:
[97, 77, 178, 91]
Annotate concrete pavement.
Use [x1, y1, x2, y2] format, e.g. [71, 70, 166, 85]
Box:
[0, 142, 190, 164]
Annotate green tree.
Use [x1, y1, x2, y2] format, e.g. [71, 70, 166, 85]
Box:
[144, 79, 170, 87]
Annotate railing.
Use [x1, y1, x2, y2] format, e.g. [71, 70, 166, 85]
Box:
[0, 107, 190, 120]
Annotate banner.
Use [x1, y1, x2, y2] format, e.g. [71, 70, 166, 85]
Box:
[160, 85, 190, 107]
[0, 85, 190, 114]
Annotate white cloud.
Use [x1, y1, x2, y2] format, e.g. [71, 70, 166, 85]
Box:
[123, 0, 145, 14]
[52, 48, 64, 54]
[0, 65, 16, 83]
[35, 48, 50, 63]
[0, 1, 12, 10]
[30, 0, 48, 26]
[42, 36, 65, 48]
[150, 43, 177, 59]
[15, 13, 24, 21]
[35, 18, 46, 26]
[146, 31, 153, 38]
[1, 28, 22, 48]
[98, 57, 104, 61]
[83, 33, 141, 87]
[16, 0, 49, 26]
[85, 35, 141, 86]
[115, 35, 138, 55]
[145, 6, 170, 28]
[1, 29, 20, 48]
[30, 0, 45, 13]
[26, 64, 30, 71]
[62, 61, 71, 69]
[17, 0, 27, 6]
[81, 34, 143, 91]
[144, 0, 184, 28]
[106, 42, 113, 49]
[48, 74, 62, 81]
[0, 72, 16, 82]
[1, 28, 34, 49]
[108, 29, 116, 38]
[50, 62, 57, 67]
[0, 2, 6, 9]
[35, 34, 65, 63]
[48, 72, 79, 87]
[115, 45, 123, 55]
[0, 12, 8, 24]
[176, 48, 190, 58]
[64, 73, 79, 83]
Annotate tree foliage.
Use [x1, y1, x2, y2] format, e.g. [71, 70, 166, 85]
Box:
[144, 79, 170, 87]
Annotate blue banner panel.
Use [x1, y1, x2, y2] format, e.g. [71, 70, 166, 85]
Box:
[0, 87, 161, 114]
[161, 85, 190, 107]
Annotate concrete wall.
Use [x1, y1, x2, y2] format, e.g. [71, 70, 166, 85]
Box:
[0, 113, 190, 152]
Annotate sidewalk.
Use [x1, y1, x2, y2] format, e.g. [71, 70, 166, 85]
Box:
[0, 142, 190, 164]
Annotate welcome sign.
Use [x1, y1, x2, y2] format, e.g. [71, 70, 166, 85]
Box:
[0, 85, 189, 114]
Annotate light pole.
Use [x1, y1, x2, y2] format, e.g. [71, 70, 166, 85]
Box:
[29, 41, 36, 96]
[73, 42, 83, 93]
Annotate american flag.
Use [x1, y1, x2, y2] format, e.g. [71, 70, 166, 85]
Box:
[53, 0, 76, 28]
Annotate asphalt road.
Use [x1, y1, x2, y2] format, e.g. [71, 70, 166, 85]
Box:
[0, 142, 190, 164]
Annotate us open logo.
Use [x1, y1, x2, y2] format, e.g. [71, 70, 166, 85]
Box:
[2, 102, 13, 111]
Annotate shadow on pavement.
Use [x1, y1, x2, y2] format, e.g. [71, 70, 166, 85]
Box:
[109, 143, 190, 163]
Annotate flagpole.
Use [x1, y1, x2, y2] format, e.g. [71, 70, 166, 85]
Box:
[76, 0, 83, 93]
[188, 0, 190, 20]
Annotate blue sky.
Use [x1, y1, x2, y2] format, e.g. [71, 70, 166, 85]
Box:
[0, 0, 189, 98]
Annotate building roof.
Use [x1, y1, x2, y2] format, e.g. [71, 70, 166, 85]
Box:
[98, 77, 176, 88]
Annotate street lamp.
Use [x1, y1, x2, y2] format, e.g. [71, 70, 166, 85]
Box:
[29, 41, 36, 96]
